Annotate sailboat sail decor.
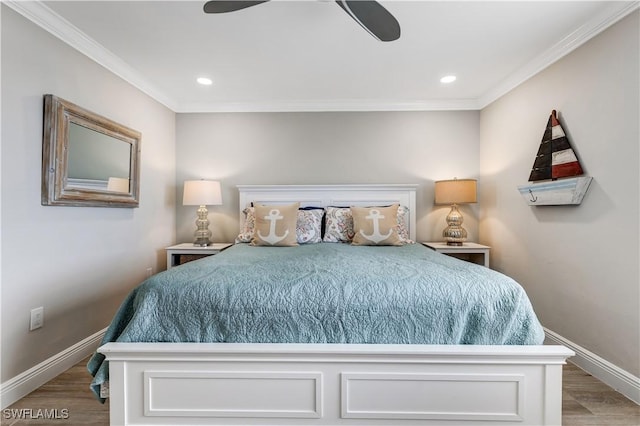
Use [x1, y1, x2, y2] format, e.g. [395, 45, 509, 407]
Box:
[518, 110, 592, 205]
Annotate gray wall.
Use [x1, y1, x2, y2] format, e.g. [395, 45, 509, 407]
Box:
[479, 11, 639, 376]
[1, 6, 176, 380]
[175, 111, 481, 245]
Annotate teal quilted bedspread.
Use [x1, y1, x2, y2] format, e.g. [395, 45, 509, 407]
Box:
[88, 243, 544, 399]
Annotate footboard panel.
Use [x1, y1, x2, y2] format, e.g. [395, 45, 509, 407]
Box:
[99, 343, 573, 425]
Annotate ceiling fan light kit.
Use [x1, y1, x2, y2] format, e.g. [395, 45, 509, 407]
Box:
[203, 0, 401, 42]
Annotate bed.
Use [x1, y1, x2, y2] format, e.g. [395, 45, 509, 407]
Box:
[91, 184, 573, 425]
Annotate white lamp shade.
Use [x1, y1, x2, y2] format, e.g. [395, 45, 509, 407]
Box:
[183, 180, 222, 206]
[434, 179, 477, 204]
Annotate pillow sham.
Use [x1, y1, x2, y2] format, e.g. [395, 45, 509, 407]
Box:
[351, 204, 403, 246]
[251, 203, 300, 246]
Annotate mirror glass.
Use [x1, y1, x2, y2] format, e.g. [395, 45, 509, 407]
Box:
[67, 123, 132, 192]
[42, 95, 141, 207]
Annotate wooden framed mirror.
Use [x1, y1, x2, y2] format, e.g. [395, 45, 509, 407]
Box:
[42, 94, 141, 207]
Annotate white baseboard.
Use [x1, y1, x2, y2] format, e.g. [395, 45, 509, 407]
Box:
[545, 327, 640, 404]
[0, 328, 107, 409]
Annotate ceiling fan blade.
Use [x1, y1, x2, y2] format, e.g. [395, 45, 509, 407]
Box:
[335, 0, 400, 42]
[203, 1, 269, 14]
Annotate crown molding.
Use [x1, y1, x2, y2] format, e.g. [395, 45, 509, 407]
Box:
[174, 98, 481, 113]
[4, 0, 177, 111]
[478, 1, 640, 109]
[6, 1, 638, 113]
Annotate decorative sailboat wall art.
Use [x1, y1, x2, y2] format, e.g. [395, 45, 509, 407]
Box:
[518, 110, 592, 206]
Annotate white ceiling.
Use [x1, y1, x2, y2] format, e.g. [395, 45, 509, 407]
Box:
[9, 1, 638, 112]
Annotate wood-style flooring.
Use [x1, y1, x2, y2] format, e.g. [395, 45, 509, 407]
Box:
[3, 359, 639, 425]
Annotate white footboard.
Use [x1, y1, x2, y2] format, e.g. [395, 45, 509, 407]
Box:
[99, 343, 573, 426]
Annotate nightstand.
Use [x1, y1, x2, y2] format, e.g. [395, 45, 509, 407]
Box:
[422, 242, 491, 268]
[165, 243, 232, 269]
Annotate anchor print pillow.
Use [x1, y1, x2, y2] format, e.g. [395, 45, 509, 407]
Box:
[350, 204, 403, 246]
[251, 203, 300, 246]
[236, 206, 323, 244]
[323, 205, 412, 244]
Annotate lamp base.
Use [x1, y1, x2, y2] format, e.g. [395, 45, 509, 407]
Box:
[193, 205, 212, 247]
[442, 204, 468, 246]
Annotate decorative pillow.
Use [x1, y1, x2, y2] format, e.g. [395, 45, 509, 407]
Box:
[397, 205, 413, 243]
[350, 204, 403, 246]
[323, 205, 412, 244]
[322, 206, 355, 242]
[251, 203, 300, 246]
[235, 207, 256, 243]
[237, 206, 323, 244]
[297, 208, 323, 244]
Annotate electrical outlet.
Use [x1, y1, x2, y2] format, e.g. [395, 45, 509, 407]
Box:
[146, 267, 153, 277]
[30, 307, 44, 331]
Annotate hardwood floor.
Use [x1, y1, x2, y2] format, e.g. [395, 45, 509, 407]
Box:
[3, 358, 109, 425]
[562, 363, 640, 425]
[4, 359, 639, 425]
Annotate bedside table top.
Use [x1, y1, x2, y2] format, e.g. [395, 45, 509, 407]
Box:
[422, 242, 490, 251]
[166, 243, 232, 252]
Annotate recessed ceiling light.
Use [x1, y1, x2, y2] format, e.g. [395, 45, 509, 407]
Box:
[197, 77, 213, 86]
[440, 75, 457, 84]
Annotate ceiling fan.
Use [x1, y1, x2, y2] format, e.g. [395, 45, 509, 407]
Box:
[203, 1, 401, 42]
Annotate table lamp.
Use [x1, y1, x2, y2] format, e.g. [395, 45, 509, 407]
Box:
[434, 178, 477, 246]
[183, 180, 222, 246]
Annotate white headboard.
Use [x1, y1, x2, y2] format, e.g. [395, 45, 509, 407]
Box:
[237, 184, 418, 241]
